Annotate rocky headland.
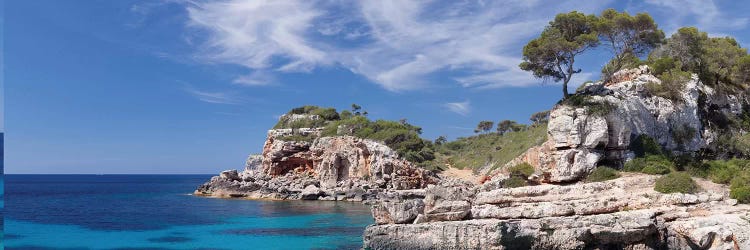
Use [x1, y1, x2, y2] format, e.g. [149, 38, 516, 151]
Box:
[197, 65, 750, 249]
[195, 129, 437, 202]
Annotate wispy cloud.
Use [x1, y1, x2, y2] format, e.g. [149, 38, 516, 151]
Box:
[641, 0, 749, 35]
[184, 87, 244, 105]
[182, 0, 612, 92]
[444, 100, 471, 116]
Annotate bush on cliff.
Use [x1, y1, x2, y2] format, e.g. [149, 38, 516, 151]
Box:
[320, 114, 435, 165]
[560, 94, 615, 116]
[502, 176, 528, 188]
[585, 166, 620, 182]
[508, 163, 535, 178]
[654, 172, 698, 194]
[500, 163, 536, 188]
[274, 105, 341, 129]
[644, 68, 690, 103]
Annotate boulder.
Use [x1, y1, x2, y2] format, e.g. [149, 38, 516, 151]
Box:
[300, 185, 321, 200]
[220, 170, 240, 181]
[372, 199, 425, 224]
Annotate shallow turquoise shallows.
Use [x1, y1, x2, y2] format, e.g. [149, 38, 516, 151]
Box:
[3, 175, 374, 250]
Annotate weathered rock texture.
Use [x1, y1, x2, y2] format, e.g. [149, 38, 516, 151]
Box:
[502, 66, 748, 183]
[364, 174, 750, 249]
[195, 132, 436, 201]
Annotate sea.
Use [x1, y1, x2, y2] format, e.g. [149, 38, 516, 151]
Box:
[1, 174, 374, 250]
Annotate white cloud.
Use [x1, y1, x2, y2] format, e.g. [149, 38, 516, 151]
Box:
[183, 0, 612, 91]
[184, 87, 244, 105]
[444, 101, 471, 116]
[642, 0, 748, 35]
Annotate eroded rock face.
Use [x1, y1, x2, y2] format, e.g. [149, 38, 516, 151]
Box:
[364, 174, 750, 250]
[195, 135, 436, 201]
[504, 66, 747, 183]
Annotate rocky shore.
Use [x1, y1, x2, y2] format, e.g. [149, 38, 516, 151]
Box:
[365, 174, 749, 249]
[197, 66, 750, 249]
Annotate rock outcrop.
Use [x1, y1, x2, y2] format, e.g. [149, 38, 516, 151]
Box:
[364, 174, 750, 249]
[195, 131, 436, 201]
[364, 66, 750, 249]
[501, 65, 748, 183]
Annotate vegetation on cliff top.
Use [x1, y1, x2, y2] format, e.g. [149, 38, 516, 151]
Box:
[273, 104, 436, 166]
[435, 124, 547, 172]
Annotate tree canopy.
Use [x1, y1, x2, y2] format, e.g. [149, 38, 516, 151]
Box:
[596, 9, 664, 77]
[648, 26, 750, 87]
[475, 121, 494, 134]
[519, 11, 599, 99]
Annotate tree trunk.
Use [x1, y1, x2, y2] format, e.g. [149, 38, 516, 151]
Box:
[562, 81, 570, 99]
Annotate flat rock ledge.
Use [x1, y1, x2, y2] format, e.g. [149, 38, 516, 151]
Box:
[364, 174, 750, 250]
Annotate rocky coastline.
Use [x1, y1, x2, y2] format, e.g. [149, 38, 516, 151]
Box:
[196, 66, 750, 249]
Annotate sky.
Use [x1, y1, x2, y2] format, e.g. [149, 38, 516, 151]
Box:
[4, 0, 750, 174]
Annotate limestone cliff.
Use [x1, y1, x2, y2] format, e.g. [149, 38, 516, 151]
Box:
[364, 66, 750, 249]
[502, 65, 749, 183]
[195, 130, 436, 201]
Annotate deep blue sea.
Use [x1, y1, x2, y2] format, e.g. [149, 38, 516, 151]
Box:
[1, 175, 374, 250]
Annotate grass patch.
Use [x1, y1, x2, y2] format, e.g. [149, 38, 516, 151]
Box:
[435, 124, 547, 171]
[654, 172, 698, 194]
[585, 167, 620, 182]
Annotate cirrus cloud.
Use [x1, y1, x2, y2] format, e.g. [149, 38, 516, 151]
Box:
[182, 0, 613, 91]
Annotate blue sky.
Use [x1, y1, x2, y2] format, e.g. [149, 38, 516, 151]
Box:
[5, 0, 750, 174]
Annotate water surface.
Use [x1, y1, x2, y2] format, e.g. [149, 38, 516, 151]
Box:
[3, 174, 373, 249]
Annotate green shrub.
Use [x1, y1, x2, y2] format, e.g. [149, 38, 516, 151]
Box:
[731, 186, 750, 204]
[623, 158, 646, 172]
[645, 68, 690, 102]
[642, 155, 674, 174]
[602, 52, 643, 78]
[508, 163, 535, 178]
[701, 159, 749, 184]
[641, 164, 671, 175]
[320, 115, 435, 164]
[560, 95, 615, 117]
[311, 107, 340, 120]
[647, 56, 676, 76]
[586, 167, 620, 182]
[684, 161, 710, 178]
[502, 176, 528, 188]
[730, 175, 750, 203]
[630, 134, 663, 157]
[654, 172, 698, 194]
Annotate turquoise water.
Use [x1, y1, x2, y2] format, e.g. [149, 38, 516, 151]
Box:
[3, 175, 373, 249]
